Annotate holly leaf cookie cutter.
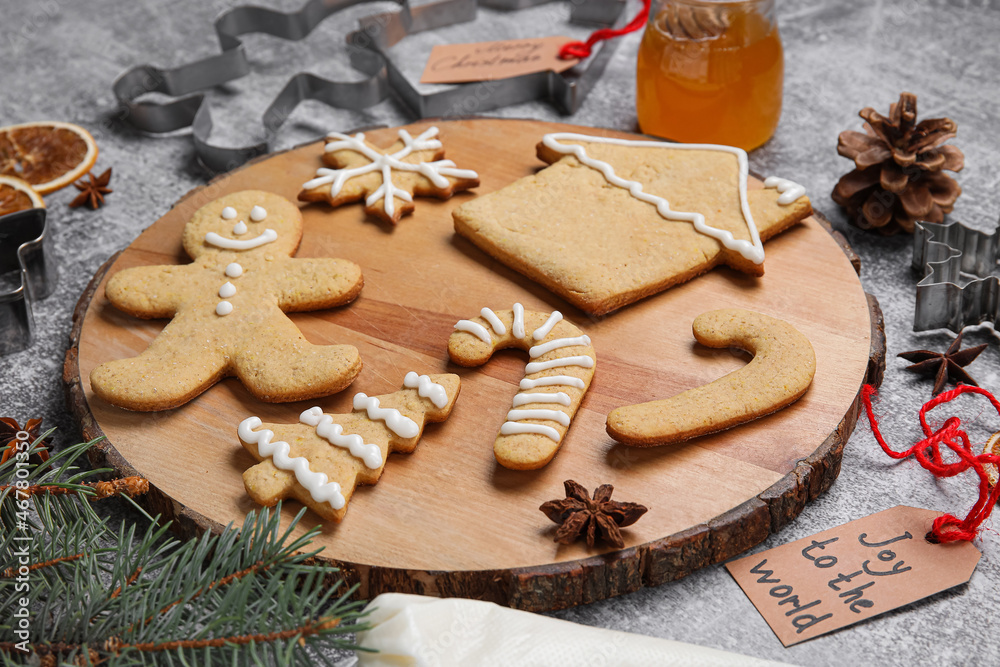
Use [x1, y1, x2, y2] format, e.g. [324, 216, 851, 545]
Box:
[0, 208, 58, 356]
[112, 0, 625, 173]
[913, 219, 1000, 332]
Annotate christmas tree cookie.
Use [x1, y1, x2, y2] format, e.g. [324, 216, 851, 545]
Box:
[238, 372, 460, 521]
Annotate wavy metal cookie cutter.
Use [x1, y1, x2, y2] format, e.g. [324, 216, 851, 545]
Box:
[112, 0, 409, 173]
[0, 208, 57, 356]
[113, 0, 625, 173]
[912, 219, 1000, 332]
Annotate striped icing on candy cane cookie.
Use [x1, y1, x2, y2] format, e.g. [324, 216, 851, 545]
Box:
[449, 305, 596, 470]
[237, 372, 461, 522]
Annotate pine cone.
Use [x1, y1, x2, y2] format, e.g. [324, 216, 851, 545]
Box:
[832, 92, 964, 235]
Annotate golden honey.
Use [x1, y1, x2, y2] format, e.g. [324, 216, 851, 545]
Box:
[636, 0, 783, 151]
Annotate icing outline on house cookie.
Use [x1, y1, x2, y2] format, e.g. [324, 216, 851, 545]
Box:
[541, 133, 807, 265]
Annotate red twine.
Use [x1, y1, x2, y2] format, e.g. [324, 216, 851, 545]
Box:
[861, 384, 1000, 543]
[559, 0, 652, 60]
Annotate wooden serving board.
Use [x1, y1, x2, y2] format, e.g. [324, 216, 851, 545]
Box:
[65, 118, 884, 612]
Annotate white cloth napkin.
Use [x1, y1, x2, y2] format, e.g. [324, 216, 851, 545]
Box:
[354, 593, 791, 667]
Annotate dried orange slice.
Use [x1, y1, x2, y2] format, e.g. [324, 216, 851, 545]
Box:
[985, 431, 1000, 487]
[0, 121, 98, 195]
[0, 175, 45, 217]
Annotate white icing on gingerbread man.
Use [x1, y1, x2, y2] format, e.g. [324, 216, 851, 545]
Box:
[91, 190, 365, 412]
[205, 204, 271, 316]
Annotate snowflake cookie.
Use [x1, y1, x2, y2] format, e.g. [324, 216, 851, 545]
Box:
[453, 133, 812, 316]
[298, 126, 479, 224]
[238, 372, 461, 521]
[90, 191, 364, 411]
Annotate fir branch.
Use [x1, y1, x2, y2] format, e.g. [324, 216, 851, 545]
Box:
[111, 616, 341, 653]
[1, 553, 85, 578]
[109, 567, 142, 599]
[139, 559, 268, 627]
[1, 439, 370, 666]
[0, 476, 148, 499]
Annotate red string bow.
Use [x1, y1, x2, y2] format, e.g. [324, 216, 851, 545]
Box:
[861, 384, 1000, 543]
[559, 0, 652, 60]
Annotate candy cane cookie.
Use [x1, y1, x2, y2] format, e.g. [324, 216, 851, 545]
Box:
[449, 305, 596, 470]
[606, 309, 815, 446]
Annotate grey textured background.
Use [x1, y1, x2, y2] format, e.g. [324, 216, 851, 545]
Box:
[2, 0, 1000, 664]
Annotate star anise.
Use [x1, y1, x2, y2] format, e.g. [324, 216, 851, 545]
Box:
[0, 417, 51, 465]
[540, 479, 647, 548]
[898, 332, 987, 395]
[69, 167, 112, 209]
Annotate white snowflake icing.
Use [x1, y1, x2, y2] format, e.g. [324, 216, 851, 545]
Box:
[302, 126, 479, 218]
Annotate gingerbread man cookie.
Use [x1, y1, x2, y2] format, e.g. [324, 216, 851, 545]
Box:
[298, 126, 479, 224]
[607, 309, 815, 446]
[91, 191, 364, 411]
[238, 372, 460, 521]
[448, 305, 596, 470]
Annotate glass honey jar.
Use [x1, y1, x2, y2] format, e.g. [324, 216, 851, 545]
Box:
[636, 0, 783, 151]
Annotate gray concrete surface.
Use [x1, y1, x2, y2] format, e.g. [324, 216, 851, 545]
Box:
[2, 0, 999, 664]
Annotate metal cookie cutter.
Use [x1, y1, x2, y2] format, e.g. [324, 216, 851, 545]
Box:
[0, 208, 57, 356]
[352, 0, 627, 117]
[912, 219, 1000, 332]
[114, 0, 625, 172]
[112, 0, 475, 173]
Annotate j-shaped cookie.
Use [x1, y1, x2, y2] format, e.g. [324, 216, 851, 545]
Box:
[91, 191, 364, 411]
[238, 372, 460, 521]
[449, 305, 596, 470]
[607, 309, 815, 446]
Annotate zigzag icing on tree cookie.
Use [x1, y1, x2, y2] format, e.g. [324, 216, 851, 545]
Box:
[352, 393, 420, 438]
[300, 407, 383, 470]
[448, 304, 596, 470]
[238, 372, 461, 521]
[238, 417, 347, 509]
[403, 371, 450, 408]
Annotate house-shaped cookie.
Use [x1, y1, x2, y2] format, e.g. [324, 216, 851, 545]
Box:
[453, 133, 812, 316]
